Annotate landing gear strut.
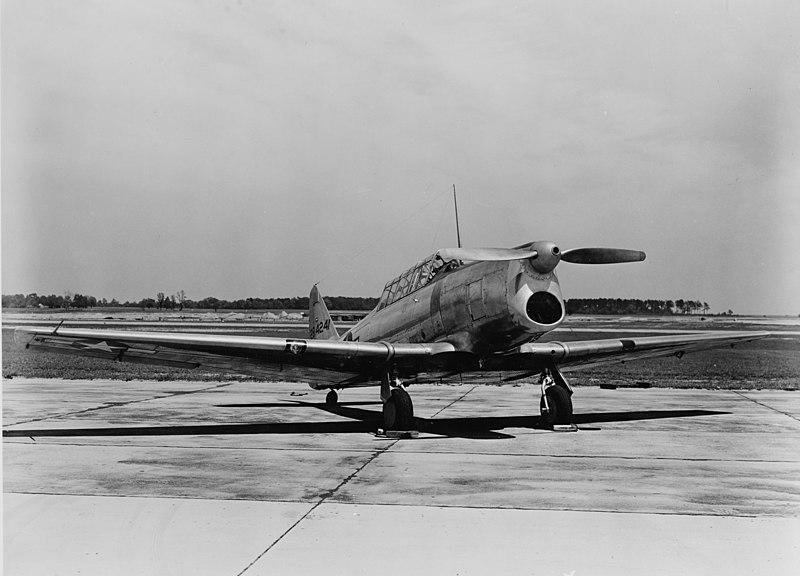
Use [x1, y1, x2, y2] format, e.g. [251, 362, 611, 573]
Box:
[381, 373, 414, 430]
[539, 365, 573, 426]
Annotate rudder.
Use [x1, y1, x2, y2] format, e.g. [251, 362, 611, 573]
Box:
[308, 285, 340, 340]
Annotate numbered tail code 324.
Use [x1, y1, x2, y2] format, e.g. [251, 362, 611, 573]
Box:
[310, 319, 331, 337]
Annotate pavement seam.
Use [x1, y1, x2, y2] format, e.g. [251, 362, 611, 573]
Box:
[232, 388, 477, 574]
[2, 381, 238, 427]
[233, 502, 321, 576]
[7, 441, 797, 464]
[731, 390, 800, 423]
[6, 491, 787, 519]
[429, 385, 478, 418]
[304, 500, 772, 519]
[351, 451, 800, 463]
[236, 439, 400, 575]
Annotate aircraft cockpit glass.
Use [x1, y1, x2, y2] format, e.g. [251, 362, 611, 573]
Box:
[378, 252, 460, 309]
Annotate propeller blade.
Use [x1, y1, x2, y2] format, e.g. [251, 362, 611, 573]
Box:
[560, 247, 646, 264]
[437, 247, 537, 262]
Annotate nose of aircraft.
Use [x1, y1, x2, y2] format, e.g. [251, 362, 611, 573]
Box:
[529, 241, 562, 274]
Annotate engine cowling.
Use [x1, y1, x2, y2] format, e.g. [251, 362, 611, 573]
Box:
[507, 257, 565, 341]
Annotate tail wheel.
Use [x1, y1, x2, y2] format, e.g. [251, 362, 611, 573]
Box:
[540, 385, 573, 426]
[383, 388, 414, 430]
[326, 389, 339, 406]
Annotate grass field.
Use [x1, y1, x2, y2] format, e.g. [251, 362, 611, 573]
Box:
[3, 312, 799, 389]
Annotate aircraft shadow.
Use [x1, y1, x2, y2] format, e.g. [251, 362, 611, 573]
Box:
[217, 401, 382, 409]
[2, 403, 728, 439]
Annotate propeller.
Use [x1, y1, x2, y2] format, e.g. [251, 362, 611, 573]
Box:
[560, 247, 646, 265]
[437, 247, 536, 262]
[437, 244, 646, 274]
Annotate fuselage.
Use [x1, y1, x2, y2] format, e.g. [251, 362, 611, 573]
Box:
[343, 256, 564, 354]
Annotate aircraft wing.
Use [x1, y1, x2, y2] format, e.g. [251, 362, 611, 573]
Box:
[15, 327, 457, 388]
[15, 326, 769, 387]
[503, 331, 771, 371]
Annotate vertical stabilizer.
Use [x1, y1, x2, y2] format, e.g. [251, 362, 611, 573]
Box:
[308, 285, 340, 340]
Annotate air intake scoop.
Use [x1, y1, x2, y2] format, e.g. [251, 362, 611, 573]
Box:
[527, 291, 563, 325]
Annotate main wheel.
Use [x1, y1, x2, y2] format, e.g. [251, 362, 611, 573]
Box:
[540, 385, 573, 426]
[326, 389, 339, 406]
[383, 388, 414, 430]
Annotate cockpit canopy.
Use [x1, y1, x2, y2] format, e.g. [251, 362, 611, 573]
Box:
[378, 251, 461, 309]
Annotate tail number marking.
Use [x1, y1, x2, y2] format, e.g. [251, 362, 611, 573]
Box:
[310, 319, 331, 338]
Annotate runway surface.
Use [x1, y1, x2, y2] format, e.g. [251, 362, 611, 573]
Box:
[4, 378, 800, 575]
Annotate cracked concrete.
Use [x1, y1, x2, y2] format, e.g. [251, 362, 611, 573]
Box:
[4, 379, 800, 575]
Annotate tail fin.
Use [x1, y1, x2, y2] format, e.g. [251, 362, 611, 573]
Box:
[308, 285, 340, 340]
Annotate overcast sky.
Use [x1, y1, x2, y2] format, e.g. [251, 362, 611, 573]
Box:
[3, 0, 799, 314]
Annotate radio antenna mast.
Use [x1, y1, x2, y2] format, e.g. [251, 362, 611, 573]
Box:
[453, 184, 462, 248]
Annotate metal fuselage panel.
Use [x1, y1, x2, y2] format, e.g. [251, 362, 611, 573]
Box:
[346, 258, 565, 354]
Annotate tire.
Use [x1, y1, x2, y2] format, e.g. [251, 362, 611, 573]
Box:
[326, 389, 338, 406]
[540, 385, 573, 426]
[383, 388, 414, 430]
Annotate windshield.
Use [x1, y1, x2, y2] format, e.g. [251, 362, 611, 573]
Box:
[378, 252, 460, 309]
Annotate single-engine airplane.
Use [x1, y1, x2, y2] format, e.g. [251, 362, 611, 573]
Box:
[17, 241, 768, 430]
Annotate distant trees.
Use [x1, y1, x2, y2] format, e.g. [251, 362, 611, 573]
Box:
[199, 297, 221, 311]
[564, 298, 716, 316]
[2, 294, 25, 308]
[70, 294, 96, 308]
[2, 292, 95, 309]
[1, 292, 382, 311]
[169, 295, 379, 311]
[176, 290, 186, 311]
[38, 294, 65, 308]
[2, 293, 722, 316]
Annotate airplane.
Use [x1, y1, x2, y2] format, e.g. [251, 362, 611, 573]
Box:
[17, 241, 769, 431]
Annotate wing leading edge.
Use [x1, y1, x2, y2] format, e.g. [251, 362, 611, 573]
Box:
[16, 327, 456, 388]
[396, 331, 770, 385]
[16, 326, 769, 386]
[501, 331, 770, 371]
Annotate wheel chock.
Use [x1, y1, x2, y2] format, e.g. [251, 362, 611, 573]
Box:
[552, 424, 578, 432]
[376, 429, 419, 439]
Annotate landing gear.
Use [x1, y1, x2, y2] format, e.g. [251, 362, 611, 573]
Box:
[380, 371, 414, 430]
[540, 385, 573, 426]
[326, 389, 339, 406]
[382, 387, 414, 430]
[540, 365, 573, 426]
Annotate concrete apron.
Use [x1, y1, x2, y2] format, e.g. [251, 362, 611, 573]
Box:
[4, 379, 800, 575]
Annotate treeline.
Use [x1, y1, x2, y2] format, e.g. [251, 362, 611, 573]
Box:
[1, 292, 379, 311]
[3, 293, 727, 315]
[565, 298, 727, 316]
